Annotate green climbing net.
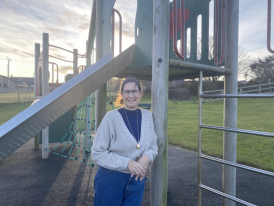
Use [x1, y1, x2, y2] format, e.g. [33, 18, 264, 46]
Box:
[46, 83, 114, 167]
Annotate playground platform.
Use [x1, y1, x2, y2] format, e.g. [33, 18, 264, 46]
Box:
[0, 138, 273, 206]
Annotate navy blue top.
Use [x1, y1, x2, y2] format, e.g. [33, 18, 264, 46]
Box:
[118, 108, 142, 142]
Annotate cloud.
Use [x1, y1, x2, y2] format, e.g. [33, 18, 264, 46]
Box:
[57, 65, 73, 74]
[78, 22, 90, 31]
[0, 0, 272, 80]
[44, 26, 62, 35]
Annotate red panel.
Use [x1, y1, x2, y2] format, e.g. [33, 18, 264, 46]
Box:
[169, 8, 190, 39]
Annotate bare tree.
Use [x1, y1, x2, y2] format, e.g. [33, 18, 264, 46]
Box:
[196, 36, 250, 78]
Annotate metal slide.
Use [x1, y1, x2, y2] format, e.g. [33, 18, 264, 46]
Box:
[0, 45, 135, 161]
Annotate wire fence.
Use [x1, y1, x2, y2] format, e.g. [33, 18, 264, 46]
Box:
[0, 88, 34, 104]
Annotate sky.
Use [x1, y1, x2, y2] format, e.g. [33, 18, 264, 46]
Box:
[0, 0, 273, 82]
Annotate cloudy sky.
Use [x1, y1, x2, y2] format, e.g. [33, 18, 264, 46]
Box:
[0, 0, 273, 82]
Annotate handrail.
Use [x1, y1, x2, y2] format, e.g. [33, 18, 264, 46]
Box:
[214, 0, 225, 66]
[267, 0, 274, 54]
[78, 65, 86, 74]
[173, 0, 185, 60]
[111, 9, 122, 54]
[49, 45, 86, 57]
[49, 55, 73, 63]
[48, 62, 59, 91]
[200, 93, 274, 98]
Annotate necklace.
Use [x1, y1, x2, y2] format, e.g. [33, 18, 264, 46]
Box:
[124, 108, 140, 150]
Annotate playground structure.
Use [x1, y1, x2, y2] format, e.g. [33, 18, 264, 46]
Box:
[0, 0, 274, 206]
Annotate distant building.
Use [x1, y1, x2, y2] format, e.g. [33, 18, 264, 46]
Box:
[10, 77, 35, 87]
[0, 75, 16, 89]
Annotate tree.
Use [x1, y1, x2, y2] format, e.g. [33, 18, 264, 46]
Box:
[245, 55, 274, 84]
[195, 36, 251, 76]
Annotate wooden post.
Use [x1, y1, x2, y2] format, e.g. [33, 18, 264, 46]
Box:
[151, 0, 169, 205]
[73, 49, 78, 143]
[42, 33, 49, 159]
[223, 1, 239, 205]
[34, 43, 40, 150]
[94, 0, 106, 175]
[86, 40, 92, 151]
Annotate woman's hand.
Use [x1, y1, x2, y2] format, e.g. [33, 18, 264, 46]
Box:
[138, 154, 150, 181]
[127, 159, 146, 181]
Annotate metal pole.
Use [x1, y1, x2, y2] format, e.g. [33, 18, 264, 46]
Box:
[198, 71, 203, 206]
[42, 33, 49, 159]
[7, 61, 9, 93]
[17, 84, 20, 103]
[223, 1, 239, 205]
[52, 64, 54, 91]
[73, 49, 78, 143]
[73, 49, 78, 74]
[111, 9, 115, 54]
[94, 0, 106, 175]
[151, 0, 169, 205]
[6, 57, 11, 93]
[34, 43, 40, 150]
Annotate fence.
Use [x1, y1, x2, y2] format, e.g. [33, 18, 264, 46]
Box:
[203, 82, 274, 101]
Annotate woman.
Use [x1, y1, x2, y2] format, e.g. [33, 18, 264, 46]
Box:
[91, 77, 158, 206]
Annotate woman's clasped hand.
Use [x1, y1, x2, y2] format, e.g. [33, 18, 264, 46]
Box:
[127, 154, 150, 181]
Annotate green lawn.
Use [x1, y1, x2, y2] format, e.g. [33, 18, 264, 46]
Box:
[167, 98, 274, 172]
[0, 95, 273, 172]
[0, 102, 33, 125]
[0, 92, 34, 103]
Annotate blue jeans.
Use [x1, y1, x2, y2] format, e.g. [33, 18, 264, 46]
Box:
[94, 167, 146, 206]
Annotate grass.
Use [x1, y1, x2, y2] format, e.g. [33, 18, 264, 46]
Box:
[0, 94, 273, 172]
[0, 102, 33, 125]
[167, 98, 274, 172]
[0, 92, 34, 103]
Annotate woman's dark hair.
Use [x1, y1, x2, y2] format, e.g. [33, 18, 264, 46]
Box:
[114, 77, 142, 106]
[120, 77, 141, 93]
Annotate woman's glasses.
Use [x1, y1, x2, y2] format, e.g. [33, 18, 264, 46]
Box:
[123, 90, 140, 96]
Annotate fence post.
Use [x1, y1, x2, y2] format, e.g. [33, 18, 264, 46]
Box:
[259, 85, 261, 93]
[17, 85, 20, 103]
[239, 88, 242, 94]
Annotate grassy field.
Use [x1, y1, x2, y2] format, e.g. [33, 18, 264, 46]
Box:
[166, 98, 274, 172]
[0, 102, 33, 125]
[0, 95, 273, 172]
[0, 92, 34, 103]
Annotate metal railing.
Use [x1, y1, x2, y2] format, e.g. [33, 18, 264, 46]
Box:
[267, 0, 274, 54]
[172, 0, 185, 60]
[111, 8, 122, 54]
[198, 71, 274, 206]
[214, 0, 226, 66]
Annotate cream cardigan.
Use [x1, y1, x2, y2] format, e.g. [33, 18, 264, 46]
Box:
[91, 109, 158, 174]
